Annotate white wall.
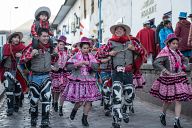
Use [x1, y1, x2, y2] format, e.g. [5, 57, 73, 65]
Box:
[57, 0, 82, 44]
[101, 0, 132, 39]
[56, 0, 192, 44]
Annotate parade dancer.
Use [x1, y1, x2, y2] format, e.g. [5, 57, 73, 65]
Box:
[61, 37, 102, 126]
[150, 33, 192, 128]
[20, 28, 58, 128]
[96, 42, 112, 116]
[50, 35, 70, 116]
[1, 32, 25, 116]
[31, 6, 54, 52]
[97, 22, 143, 128]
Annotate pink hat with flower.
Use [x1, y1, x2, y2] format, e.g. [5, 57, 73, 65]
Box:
[74, 37, 94, 47]
[164, 33, 179, 44]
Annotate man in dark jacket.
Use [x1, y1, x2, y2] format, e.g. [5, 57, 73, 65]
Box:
[156, 15, 172, 46]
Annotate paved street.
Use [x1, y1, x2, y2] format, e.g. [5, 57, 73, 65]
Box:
[0, 93, 192, 128]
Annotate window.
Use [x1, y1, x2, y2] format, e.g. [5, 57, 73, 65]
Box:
[84, 0, 86, 18]
[91, 0, 94, 14]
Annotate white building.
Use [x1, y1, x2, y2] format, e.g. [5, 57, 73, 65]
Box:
[52, 0, 192, 45]
[0, 31, 9, 59]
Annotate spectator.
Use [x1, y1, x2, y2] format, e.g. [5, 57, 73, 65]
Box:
[159, 20, 173, 49]
[175, 12, 192, 57]
[136, 21, 155, 64]
[156, 15, 172, 45]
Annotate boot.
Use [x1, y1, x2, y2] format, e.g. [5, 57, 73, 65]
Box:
[14, 96, 20, 112]
[6, 109, 14, 116]
[129, 106, 134, 114]
[100, 98, 104, 106]
[104, 104, 111, 117]
[112, 108, 122, 128]
[6, 95, 14, 116]
[122, 105, 129, 123]
[41, 119, 51, 128]
[31, 106, 38, 127]
[41, 112, 50, 128]
[31, 116, 37, 127]
[41, 103, 51, 128]
[19, 93, 24, 107]
[54, 102, 58, 112]
[160, 113, 166, 126]
[59, 106, 63, 116]
[174, 118, 182, 128]
[82, 114, 89, 126]
[112, 122, 120, 128]
[70, 109, 77, 120]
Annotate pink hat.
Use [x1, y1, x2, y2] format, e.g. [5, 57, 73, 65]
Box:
[56, 35, 70, 45]
[75, 37, 93, 47]
[164, 33, 179, 44]
[79, 37, 91, 43]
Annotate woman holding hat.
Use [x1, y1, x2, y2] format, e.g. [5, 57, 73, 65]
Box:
[1, 32, 25, 116]
[50, 35, 70, 116]
[61, 37, 102, 126]
[150, 33, 192, 128]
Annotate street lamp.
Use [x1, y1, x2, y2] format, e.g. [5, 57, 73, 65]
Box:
[98, 0, 102, 48]
[9, 6, 19, 33]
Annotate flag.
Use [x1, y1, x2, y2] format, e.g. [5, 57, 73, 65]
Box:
[80, 22, 84, 35]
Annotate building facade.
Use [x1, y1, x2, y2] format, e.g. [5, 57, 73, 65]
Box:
[0, 31, 9, 59]
[52, 0, 192, 45]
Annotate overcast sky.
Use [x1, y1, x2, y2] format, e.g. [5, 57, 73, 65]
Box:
[0, 0, 64, 31]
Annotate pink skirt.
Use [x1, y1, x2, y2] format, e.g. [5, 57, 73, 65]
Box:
[150, 75, 192, 102]
[61, 80, 102, 102]
[50, 72, 70, 93]
[133, 74, 145, 89]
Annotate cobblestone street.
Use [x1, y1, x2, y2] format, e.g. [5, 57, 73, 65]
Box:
[0, 93, 192, 128]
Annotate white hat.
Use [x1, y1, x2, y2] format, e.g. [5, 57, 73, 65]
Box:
[110, 22, 131, 35]
[143, 21, 150, 25]
[35, 6, 51, 20]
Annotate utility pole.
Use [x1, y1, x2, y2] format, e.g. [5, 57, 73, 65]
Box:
[98, 0, 102, 48]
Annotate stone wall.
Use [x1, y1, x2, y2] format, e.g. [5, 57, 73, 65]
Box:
[136, 64, 192, 118]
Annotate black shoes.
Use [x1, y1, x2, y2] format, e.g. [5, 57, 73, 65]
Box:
[160, 113, 166, 126]
[123, 113, 129, 123]
[59, 106, 63, 116]
[112, 123, 120, 128]
[100, 98, 104, 106]
[105, 110, 111, 117]
[129, 106, 134, 114]
[82, 114, 89, 126]
[6, 109, 13, 116]
[31, 117, 37, 127]
[41, 119, 51, 128]
[14, 106, 19, 112]
[174, 118, 183, 128]
[54, 102, 58, 112]
[70, 109, 77, 120]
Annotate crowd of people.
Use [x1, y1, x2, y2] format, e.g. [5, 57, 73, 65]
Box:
[136, 12, 192, 64]
[0, 6, 192, 128]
